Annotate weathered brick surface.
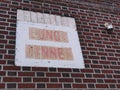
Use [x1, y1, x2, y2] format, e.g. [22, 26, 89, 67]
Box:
[0, 0, 120, 89]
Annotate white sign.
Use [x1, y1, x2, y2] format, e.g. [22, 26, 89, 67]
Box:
[15, 10, 84, 68]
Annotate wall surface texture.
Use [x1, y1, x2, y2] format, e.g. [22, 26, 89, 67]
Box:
[0, 0, 120, 89]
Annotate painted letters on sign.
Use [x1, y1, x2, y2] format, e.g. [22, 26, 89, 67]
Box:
[26, 45, 73, 60]
[29, 27, 68, 42]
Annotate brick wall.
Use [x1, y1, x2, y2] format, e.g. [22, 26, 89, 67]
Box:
[0, 0, 120, 89]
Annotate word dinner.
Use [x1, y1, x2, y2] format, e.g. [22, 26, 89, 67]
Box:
[26, 45, 73, 60]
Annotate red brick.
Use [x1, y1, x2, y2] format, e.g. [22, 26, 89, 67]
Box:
[96, 84, 108, 88]
[118, 62, 120, 65]
[80, 42, 87, 46]
[81, 69, 93, 73]
[85, 40, 95, 43]
[87, 17, 96, 20]
[92, 30, 101, 34]
[0, 40, 7, 44]
[84, 60, 91, 64]
[6, 36, 15, 39]
[0, 71, 6, 76]
[0, 60, 6, 64]
[73, 84, 86, 88]
[7, 19, 16, 23]
[18, 83, 35, 88]
[47, 84, 62, 88]
[93, 74, 105, 78]
[112, 46, 120, 49]
[81, 25, 91, 29]
[88, 56, 99, 59]
[7, 27, 16, 31]
[5, 45, 15, 49]
[91, 65, 102, 68]
[83, 79, 96, 83]
[18, 72, 35, 76]
[93, 37, 102, 40]
[103, 41, 113, 45]
[0, 50, 6, 54]
[113, 75, 120, 78]
[9, 5, 21, 9]
[82, 51, 89, 54]
[102, 70, 113, 73]
[104, 79, 116, 83]
[3, 77, 21, 82]
[99, 61, 110, 64]
[105, 49, 115, 52]
[107, 57, 118, 61]
[32, 67, 48, 71]
[58, 68, 72, 72]
[33, 78, 49, 82]
[95, 44, 105, 48]
[110, 66, 120, 69]
[97, 52, 107, 56]
[59, 78, 73, 82]
[89, 23, 98, 26]
[12, 0, 22, 1]
[51, 4, 60, 8]
[0, 0, 10, 3]
[87, 47, 97, 51]
[0, 84, 5, 88]
[0, 14, 9, 18]
[110, 39, 119, 42]
[31, 1, 42, 5]
[117, 84, 120, 88]
[0, 22, 9, 26]
[0, 31, 8, 34]
[21, 3, 32, 7]
[83, 32, 93, 36]
[3, 66, 20, 70]
[71, 73, 84, 77]
[46, 73, 61, 77]
[4, 55, 14, 59]
[115, 54, 120, 57]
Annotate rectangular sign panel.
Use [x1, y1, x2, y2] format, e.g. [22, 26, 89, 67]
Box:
[15, 10, 84, 68]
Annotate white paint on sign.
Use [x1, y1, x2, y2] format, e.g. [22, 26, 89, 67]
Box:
[31, 11, 37, 23]
[37, 13, 44, 24]
[44, 14, 50, 24]
[17, 10, 24, 21]
[24, 11, 30, 22]
[50, 15, 56, 25]
[56, 15, 62, 26]
[61, 17, 69, 27]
